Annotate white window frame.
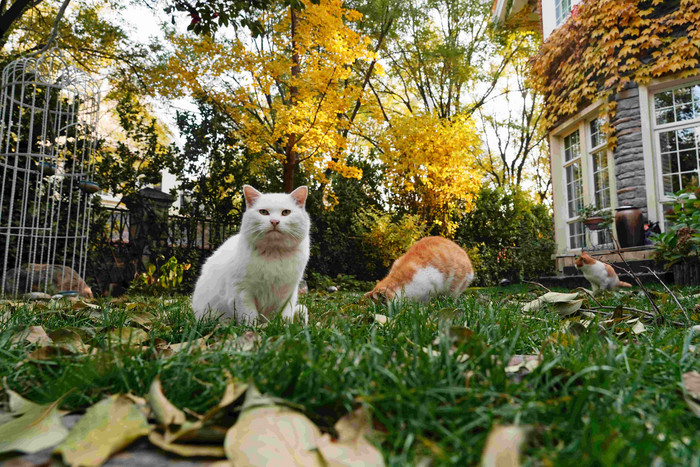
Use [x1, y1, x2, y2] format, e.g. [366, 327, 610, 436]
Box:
[555, 0, 572, 26]
[651, 80, 700, 204]
[562, 129, 585, 249]
[586, 116, 614, 247]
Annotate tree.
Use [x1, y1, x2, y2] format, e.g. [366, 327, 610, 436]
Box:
[475, 34, 551, 203]
[151, 0, 376, 193]
[375, 111, 482, 234]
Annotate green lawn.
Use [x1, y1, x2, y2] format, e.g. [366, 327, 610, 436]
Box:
[1, 284, 700, 465]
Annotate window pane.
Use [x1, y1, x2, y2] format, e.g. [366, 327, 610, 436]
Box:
[677, 104, 694, 122]
[675, 86, 692, 104]
[681, 172, 698, 190]
[663, 175, 675, 194]
[565, 161, 583, 218]
[655, 90, 673, 109]
[569, 222, 584, 250]
[679, 149, 697, 172]
[659, 131, 676, 153]
[657, 108, 674, 125]
[564, 130, 580, 162]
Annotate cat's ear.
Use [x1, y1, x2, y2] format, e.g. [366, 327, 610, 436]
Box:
[290, 186, 308, 207]
[243, 185, 262, 208]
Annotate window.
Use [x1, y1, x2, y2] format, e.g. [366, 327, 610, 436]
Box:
[563, 130, 584, 249]
[654, 83, 700, 196]
[555, 0, 572, 25]
[588, 117, 613, 246]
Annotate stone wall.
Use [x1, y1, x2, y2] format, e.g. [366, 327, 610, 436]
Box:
[612, 85, 648, 218]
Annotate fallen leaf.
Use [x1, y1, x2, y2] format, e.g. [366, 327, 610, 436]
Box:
[225, 331, 259, 352]
[148, 377, 187, 428]
[317, 406, 385, 467]
[10, 326, 52, 346]
[553, 299, 583, 317]
[169, 333, 212, 353]
[373, 314, 389, 325]
[127, 311, 156, 329]
[224, 385, 324, 466]
[480, 425, 529, 467]
[683, 371, 700, 418]
[522, 292, 580, 312]
[148, 432, 225, 458]
[0, 392, 70, 454]
[166, 373, 248, 443]
[54, 394, 150, 466]
[104, 327, 149, 347]
[224, 405, 324, 466]
[631, 320, 647, 335]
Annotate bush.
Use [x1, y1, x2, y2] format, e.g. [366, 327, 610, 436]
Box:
[454, 186, 555, 286]
[651, 186, 700, 268]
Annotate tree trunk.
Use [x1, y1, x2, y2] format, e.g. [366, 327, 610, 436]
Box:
[283, 6, 301, 193]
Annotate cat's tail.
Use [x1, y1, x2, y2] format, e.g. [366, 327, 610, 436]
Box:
[617, 281, 633, 288]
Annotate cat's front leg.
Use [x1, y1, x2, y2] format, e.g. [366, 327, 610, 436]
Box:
[281, 290, 308, 325]
[231, 293, 259, 324]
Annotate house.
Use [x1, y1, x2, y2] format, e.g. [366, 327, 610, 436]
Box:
[492, 0, 700, 273]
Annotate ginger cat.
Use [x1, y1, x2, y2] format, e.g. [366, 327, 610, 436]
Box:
[575, 251, 632, 292]
[3, 264, 93, 298]
[365, 236, 474, 303]
[192, 185, 310, 324]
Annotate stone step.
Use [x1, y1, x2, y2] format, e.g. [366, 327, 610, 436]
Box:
[537, 271, 672, 289]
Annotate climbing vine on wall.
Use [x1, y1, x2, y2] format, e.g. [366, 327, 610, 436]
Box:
[530, 0, 700, 146]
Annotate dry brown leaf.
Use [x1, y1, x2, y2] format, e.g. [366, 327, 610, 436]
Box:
[317, 407, 385, 467]
[224, 405, 324, 466]
[10, 326, 52, 346]
[54, 394, 150, 466]
[148, 377, 187, 427]
[148, 432, 226, 458]
[480, 425, 529, 467]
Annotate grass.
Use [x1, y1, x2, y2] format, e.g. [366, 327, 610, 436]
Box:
[1, 283, 700, 465]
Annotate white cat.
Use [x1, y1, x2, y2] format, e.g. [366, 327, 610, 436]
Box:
[192, 185, 310, 324]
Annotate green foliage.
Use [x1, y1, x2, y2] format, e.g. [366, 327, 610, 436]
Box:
[94, 92, 176, 198]
[128, 257, 191, 296]
[455, 185, 555, 285]
[652, 186, 700, 268]
[306, 156, 387, 281]
[305, 272, 375, 293]
[171, 99, 280, 223]
[354, 207, 428, 273]
[577, 203, 613, 228]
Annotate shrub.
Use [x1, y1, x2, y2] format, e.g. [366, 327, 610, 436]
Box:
[454, 186, 555, 286]
[651, 186, 700, 268]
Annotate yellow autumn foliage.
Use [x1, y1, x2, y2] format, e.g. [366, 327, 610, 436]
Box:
[376, 112, 483, 235]
[152, 0, 375, 187]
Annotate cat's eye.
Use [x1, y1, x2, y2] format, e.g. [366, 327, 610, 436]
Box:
[259, 209, 269, 215]
[281, 209, 291, 216]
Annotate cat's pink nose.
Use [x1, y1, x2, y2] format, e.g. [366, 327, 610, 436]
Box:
[270, 219, 280, 226]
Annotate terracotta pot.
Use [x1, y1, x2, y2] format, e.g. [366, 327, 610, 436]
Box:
[615, 206, 644, 248]
[583, 216, 606, 231]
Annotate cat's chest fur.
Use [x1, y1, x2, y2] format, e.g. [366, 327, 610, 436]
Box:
[242, 241, 307, 315]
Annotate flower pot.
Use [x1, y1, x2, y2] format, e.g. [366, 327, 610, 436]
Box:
[79, 180, 100, 194]
[615, 206, 644, 248]
[672, 261, 700, 286]
[583, 216, 606, 231]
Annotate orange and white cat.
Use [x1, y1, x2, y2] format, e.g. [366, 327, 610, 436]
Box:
[365, 236, 474, 303]
[575, 251, 632, 292]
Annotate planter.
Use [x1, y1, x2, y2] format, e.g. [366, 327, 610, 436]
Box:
[672, 261, 700, 286]
[583, 216, 607, 231]
[78, 180, 100, 194]
[615, 206, 644, 248]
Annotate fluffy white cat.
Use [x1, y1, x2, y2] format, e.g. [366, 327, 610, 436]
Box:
[192, 185, 310, 324]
